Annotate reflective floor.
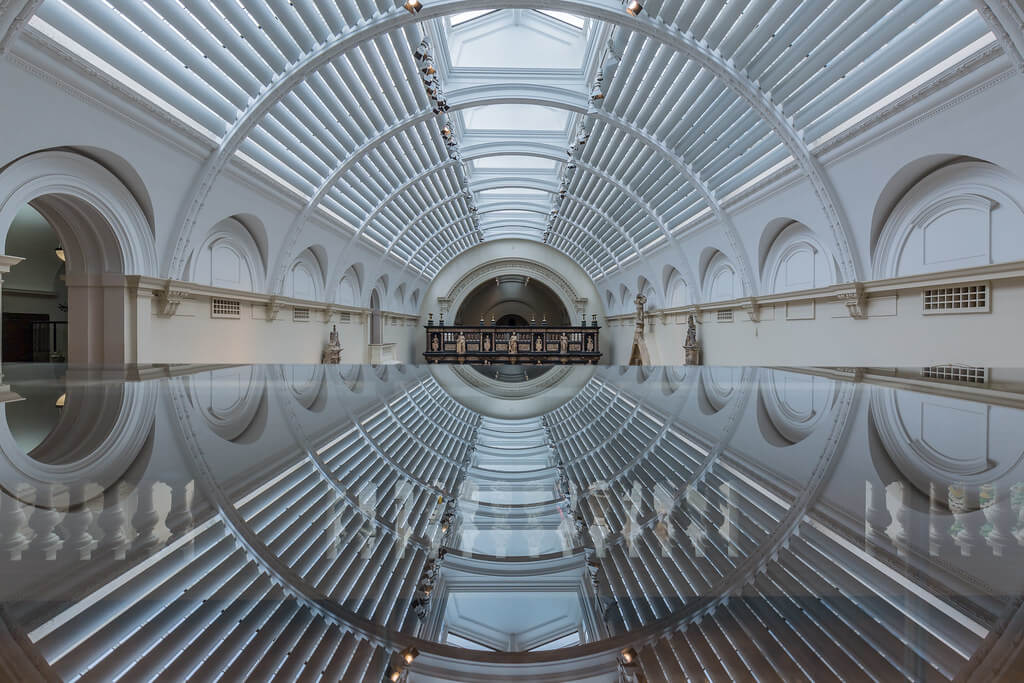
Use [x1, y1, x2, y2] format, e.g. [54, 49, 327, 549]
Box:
[1, 363, 1023, 682]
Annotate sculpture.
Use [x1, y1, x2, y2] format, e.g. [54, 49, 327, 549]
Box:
[321, 325, 343, 364]
[483, 336, 491, 352]
[586, 336, 594, 352]
[560, 332, 569, 354]
[508, 333, 519, 355]
[431, 335, 440, 352]
[456, 332, 466, 355]
[534, 336, 543, 352]
[683, 313, 702, 365]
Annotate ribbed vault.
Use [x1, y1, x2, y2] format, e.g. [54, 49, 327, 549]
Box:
[28, 0, 997, 287]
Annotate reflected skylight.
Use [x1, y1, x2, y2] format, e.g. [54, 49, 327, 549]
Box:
[450, 10, 496, 26]
[537, 10, 585, 29]
[463, 104, 570, 131]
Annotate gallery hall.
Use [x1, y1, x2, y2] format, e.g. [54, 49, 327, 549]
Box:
[0, 0, 1024, 681]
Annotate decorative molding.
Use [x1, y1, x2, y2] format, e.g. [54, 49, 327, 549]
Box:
[835, 283, 867, 320]
[154, 283, 191, 318]
[444, 257, 587, 321]
[264, 296, 284, 322]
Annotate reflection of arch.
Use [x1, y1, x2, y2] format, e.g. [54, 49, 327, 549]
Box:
[187, 366, 267, 442]
[394, 282, 406, 308]
[0, 150, 158, 364]
[285, 365, 327, 412]
[698, 367, 740, 415]
[370, 289, 383, 346]
[757, 370, 836, 445]
[873, 161, 1024, 279]
[0, 378, 157, 506]
[870, 385, 1024, 494]
[409, 288, 420, 310]
[189, 216, 265, 292]
[761, 221, 838, 294]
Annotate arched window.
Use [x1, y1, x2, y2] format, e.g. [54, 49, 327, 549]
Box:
[761, 222, 837, 294]
[703, 252, 739, 302]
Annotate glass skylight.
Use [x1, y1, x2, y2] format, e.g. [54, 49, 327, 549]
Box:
[450, 10, 495, 27]
[463, 104, 570, 132]
[474, 156, 558, 170]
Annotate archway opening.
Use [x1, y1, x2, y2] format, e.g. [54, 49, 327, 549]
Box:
[455, 276, 569, 326]
[2, 205, 68, 363]
[369, 289, 383, 345]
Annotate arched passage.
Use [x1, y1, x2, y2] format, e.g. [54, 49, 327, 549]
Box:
[0, 151, 158, 365]
[369, 288, 383, 346]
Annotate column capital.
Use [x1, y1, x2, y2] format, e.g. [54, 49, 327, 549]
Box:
[0, 254, 25, 279]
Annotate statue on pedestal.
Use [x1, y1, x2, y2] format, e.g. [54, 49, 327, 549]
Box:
[559, 332, 569, 354]
[534, 336, 543, 352]
[321, 325, 343, 364]
[683, 313, 702, 365]
[508, 333, 519, 355]
[456, 332, 467, 355]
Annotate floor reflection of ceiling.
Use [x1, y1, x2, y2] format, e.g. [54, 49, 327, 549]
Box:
[2, 364, 1024, 682]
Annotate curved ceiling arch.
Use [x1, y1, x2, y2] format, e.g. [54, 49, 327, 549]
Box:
[158, 0, 864, 286]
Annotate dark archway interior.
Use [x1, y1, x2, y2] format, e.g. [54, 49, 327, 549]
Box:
[2, 205, 68, 363]
[455, 276, 569, 326]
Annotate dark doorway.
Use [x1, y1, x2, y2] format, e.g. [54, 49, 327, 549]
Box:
[496, 314, 528, 326]
[2, 313, 49, 362]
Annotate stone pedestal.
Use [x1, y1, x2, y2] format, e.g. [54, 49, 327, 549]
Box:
[684, 345, 701, 366]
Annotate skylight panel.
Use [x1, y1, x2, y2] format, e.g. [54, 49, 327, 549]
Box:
[474, 156, 558, 170]
[536, 11, 585, 29]
[463, 104, 570, 131]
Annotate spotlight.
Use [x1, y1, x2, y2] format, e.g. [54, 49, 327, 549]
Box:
[55, 393, 66, 410]
[400, 647, 419, 664]
[404, 0, 423, 15]
[55, 245, 66, 262]
[620, 647, 638, 664]
[385, 666, 403, 683]
[625, 1, 642, 16]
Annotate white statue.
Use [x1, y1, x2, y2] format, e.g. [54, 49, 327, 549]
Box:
[560, 332, 569, 354]
[508, 333, 519, 355]
[456, 332, 467, 355]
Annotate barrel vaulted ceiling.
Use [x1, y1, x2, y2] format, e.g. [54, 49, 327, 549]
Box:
[28, 0, 1000, 282]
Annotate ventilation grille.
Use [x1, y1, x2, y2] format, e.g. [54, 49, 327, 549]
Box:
[923, 284, 989, 314]
[210, 298, 241, 319]
[922, 365, 987, 384]
[337, 312, 352, 324]
[717, 309, 734, 323]
[293, 307, 311, 322]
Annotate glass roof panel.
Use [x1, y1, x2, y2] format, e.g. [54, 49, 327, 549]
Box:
[536, 11, 585, 29]
[448, 10, 588, 69]
[463, 104, 570, 132]
[474, 156, 558, 170]
[450, 10, 497, 26]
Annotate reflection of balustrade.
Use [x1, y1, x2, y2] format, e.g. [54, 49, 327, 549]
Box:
[424, 325, 601, 364]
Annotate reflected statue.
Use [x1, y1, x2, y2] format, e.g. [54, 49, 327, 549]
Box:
[321, 324, 343, 364]
[560, 332, 569, 354]
[508, 333, 519, 355]
[456, 332, 467, 355]
[483, 336, 491, 352]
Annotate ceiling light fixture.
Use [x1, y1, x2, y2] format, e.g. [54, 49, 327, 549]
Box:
[625, 1, 643, 16]
[55, 245, 66, 262]
[620, 647, 638, 664]
[404, 0, 423, 14]
[400, 647, 419, 664]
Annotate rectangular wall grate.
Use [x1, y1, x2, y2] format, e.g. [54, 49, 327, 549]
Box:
[923, 284, 989, 314]
[211, 298, 241, 319]
[717, 309, 734, 323]
[293, 307, 310, 322]
[337, 312, 352, 324]
[922, 365, 987, 384]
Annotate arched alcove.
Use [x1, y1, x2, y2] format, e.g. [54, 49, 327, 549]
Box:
[0, 150, 158, 364]
[455, 276, 569, 326]
[188, 216, 265, 292]
[369, 289, 383, 346]
[760, 221, 839, 294]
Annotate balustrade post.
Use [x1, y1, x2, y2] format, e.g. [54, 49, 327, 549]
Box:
[27, 484, 62, 560]
[0, 485, 28, 561]
[60, 482, 94, 561]
[982, 483, 1016, 558]
[950, 484, 985, 557]
[96, 483, 127, 560]
[130, 481, 160, 558]
[865, 479, 894, 556]
[929, 482, 955, 559]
